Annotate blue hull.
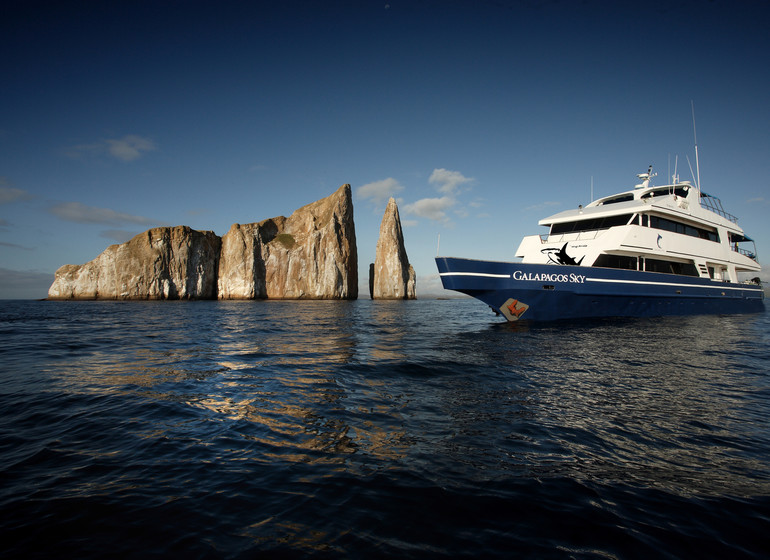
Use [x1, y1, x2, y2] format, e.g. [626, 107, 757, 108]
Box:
[436, 257, 765, 322]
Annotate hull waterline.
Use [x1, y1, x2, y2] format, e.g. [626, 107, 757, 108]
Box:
[436, 257, 765, 322]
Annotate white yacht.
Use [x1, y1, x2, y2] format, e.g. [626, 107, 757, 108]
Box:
[436, 167, 764, 321]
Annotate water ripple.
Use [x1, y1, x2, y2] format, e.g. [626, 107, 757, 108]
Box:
[1, 300, 769, 558]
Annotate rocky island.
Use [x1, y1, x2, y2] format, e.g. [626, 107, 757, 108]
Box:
[47, 226, 221, 300]
[48, 185, 359, 300]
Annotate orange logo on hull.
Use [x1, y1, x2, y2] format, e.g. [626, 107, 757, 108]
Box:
[501, 298, 529, 321]
[507, 300, 527, 318]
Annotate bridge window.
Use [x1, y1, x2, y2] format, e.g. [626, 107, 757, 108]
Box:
[644, 258, 699, 276]
[551, 214, 634, 235]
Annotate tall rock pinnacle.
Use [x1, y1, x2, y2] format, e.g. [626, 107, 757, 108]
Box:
[369, 197, 416, 299]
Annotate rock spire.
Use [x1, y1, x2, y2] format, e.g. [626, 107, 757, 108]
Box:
[369, 197, 416, 299]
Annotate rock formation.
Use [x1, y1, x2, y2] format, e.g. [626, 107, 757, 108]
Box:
[369, 197, 416, 299]
[48, 226, 221, 299]
[47, 184, 358, 300]
[219, 184, 358, 299]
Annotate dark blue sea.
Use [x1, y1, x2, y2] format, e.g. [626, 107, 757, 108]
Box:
[1, 299, 769, 559]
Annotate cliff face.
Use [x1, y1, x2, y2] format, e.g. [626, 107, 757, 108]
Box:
[48, 226, 221, 300]
[219, 184, 358, 299]
[48, 184, 358, 301]
[370, 197, 416, 299]
[217, 218, 284, 299]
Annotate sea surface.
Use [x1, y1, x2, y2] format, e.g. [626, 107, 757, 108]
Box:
[1, 299, 769, 559]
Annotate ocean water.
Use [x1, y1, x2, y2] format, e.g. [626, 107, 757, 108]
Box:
[1, 298, 769, 559]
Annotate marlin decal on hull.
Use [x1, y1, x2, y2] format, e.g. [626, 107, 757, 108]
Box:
[543, 243, 585, 266]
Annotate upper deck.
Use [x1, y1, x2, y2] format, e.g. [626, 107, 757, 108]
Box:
[518, 168, 761, 278]
[539, 170, 745, 236]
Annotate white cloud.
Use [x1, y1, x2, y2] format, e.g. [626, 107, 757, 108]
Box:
[67, 134, 156, 162]
[356, 178, 405, 204]
[106, 135, 156, 161]
[403, 196, 455, 222]
[429, 168, 474, 196]
[49, 202, 156, 225]
[0, 186, 33, 204]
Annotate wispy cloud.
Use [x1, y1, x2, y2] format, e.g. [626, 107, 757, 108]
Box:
[747, 196, 767, 204]
[403, 196, 455, 223]
[106, 135, 156, 161]
[0, 241, 34, 250]
[0, 185, 34, 204]
[356, 178, 405, 205]
[49, 202, 156, 225]
[428, 168, 474, 196]
[401, 168, 475, 226]
[66, 134, 156, 162]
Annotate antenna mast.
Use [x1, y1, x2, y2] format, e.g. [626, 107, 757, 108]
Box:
[673, 155, 679, 184]
[691, 101, 701, 190]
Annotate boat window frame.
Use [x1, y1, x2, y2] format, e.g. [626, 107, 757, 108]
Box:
[593, 254, 700, 277]
[549, 213, 635, 236]
[646, 214, 719, 243]
[597, 193, 634, 205]
[640, 185, 690, 200]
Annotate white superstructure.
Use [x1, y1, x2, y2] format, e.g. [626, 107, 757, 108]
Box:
[514, 168, 761, 284]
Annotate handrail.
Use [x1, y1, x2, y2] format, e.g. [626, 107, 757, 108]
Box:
[734, 246, 758, 261]
[699, 194, 738, 223]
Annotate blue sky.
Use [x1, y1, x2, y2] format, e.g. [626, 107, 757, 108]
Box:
[2, 0, 769, 298]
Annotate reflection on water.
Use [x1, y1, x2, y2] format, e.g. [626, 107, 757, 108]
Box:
[459, 314, 770, 496]
[3, 299, 769, 557]
[24, 301, 770, 498]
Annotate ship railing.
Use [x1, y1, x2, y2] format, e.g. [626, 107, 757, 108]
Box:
[734, 245, 758, 261]
[699, 193, 738, 223]
[541, 230, 601, 243]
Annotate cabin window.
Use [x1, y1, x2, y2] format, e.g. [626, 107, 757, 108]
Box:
[593, 254, 637, 270]
[598, 194, 634, 205]
[550, 214, 634, 235]
[644, 258, 699, 277]
[649, 215, 719, 242]
[640, 186, 690, 199]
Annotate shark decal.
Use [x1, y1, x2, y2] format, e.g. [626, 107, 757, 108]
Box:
[542, 243, 585, 266]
